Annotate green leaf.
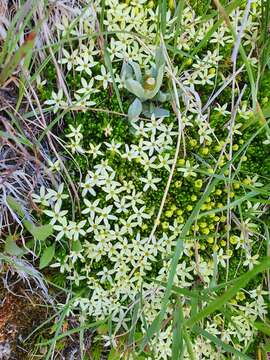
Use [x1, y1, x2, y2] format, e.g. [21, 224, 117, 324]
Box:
[254, 321, 270, 336]
[125, 79, 145, 99]
[171, 301, 184, 360]
[128, 98, 142, 120]
[128, 294, 140, 346]
[104, 48, 123, 112]
[185, 258, 270, 328]
[108, 348, 122, 360]
[92, 344, 102, 360]
[5, 235, 25, 256]
[72, 240, 82, 252]
[0, 31, 36, 86]
[39, 244, 55, 269]
[97, 324, 109, 335]
[30, 224, 53, 241]
[6, 196, 25, 218]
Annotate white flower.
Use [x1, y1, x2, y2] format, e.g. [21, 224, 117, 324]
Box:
[198, 123, 213, 144]
[72, 93, 96, 109]
[216, 248, 229, 268]
[114, 197, 129, 214]
[158, 123, 178, 146]
[142, 134, 162, 156]
[44, 202, 68, 225]
[67, 270, 86, 286]
[121, 180, 135, 194]
[126, 190, 145, 211]
[59, 48, 78, 71]
[129, 205, 150, 226]
[97, 205, 117, 226]
[146, 115, 164, 134]
[53, 217, 71, 241]
[47, 159, 61, 173]
[50, 256, 71, 273]
[82, 199, 101, 218]
[80, 175, 97, 197]
[177, 160, 198, 177]
[121, 144, 139, 161]
[214, 103, 230, 116]
[156, 153, 173, 172]
[68, 220, 87, 241]
[103, 183, 122, 202]
[131, 121, 151, 138]
[76, 53, 97, 76]
[140, 171, 161, 191]
[94, 160, 114, 176]
[243, 252, 259, 270]
[195, 69, 215, 86]
[87, 143, 104, 159]
[47, 183, 68, 204]
[32, 186, 50, 207]
[45, 89, 67, 113]
[104, 139, 122, 154]
[140, 153, 157, 171]
[228, 122, 242, 135]
[86, 216, 103, 234]
[249, 285, 268, 303]
[97, 266, 115, 283]
[238, 102, 252, 120]
[67, 139, 85, 154]
[120, 217, 138, 235]
[66, 124, 83, 143]
[210, 27, 232, 46]
[77, 77, 99, 95]
[95, 65, 113, 89]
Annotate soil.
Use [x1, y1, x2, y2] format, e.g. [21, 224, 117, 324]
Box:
[0, 284, 48, 360]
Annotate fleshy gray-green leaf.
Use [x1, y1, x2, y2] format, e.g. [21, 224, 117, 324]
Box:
[128, 98, 142, 120]
[129, 61, 142, 82]
[125, 79, 145, 99]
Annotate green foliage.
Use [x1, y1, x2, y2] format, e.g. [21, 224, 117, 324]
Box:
[4, 235, 26, 256]
[39, 245, 55, 269]
[122, 47, 169, 120]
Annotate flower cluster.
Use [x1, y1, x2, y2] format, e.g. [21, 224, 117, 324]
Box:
[36, 0, 270, 358]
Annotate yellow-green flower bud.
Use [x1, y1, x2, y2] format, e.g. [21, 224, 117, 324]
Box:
[144, 76, 156, 90]
[195, 179, 203, 188]
[207, 237, 214, 244]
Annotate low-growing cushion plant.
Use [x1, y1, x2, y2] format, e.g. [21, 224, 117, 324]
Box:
[2, 0, 270, 359]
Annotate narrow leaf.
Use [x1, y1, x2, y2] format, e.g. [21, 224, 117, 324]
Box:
[39, 244, 55, 269]
[185, 258, 270, 328]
